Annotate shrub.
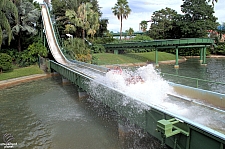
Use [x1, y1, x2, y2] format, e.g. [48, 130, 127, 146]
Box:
[63, 38, 92, 63]
[213, 43, 225, 55]
[1, 48, 19, 61]
[0, 53, 12, 72]
[132, 35, 153, 41]
[91, 44, 106, 53]
[17, 42, 48, 66]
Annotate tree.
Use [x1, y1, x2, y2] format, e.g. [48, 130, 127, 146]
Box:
[180, 0, 218, 38]
[149, 7, 178, 39]
[12, 0, 40, 52]
[112, 0, 131, 40]
[127, 27, 134, 38]
[208, 0, 218, 6]
[140, 21, 148, 32]
[0, 0, 18, 49]
[52, 0, 103, 38]
[65, 2, 100, 40]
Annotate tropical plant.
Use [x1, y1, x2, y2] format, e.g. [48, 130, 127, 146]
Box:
[208, 0, 218, 6]
[140, 21, 148, 32]
[0, 0, 18, 49]
[133, 35, 153, 41]
[0, 53, 12, 72]
[63, 38, 92, 62]
[111, 0, 131, 40]
[127, 27, 134, 38]
[65, 2, 100, 40]
[17, 41, 48, 66]
[12, 0, 40, 52]
[91, 44, 105, 53]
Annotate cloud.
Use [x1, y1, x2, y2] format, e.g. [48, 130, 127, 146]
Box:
[35, 0, 225, 31]
[98, 0, 225, 32]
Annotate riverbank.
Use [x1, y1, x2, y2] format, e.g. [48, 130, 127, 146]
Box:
[185, 54, 225, 58]
[0, 56, 186, 89]
[0, 74, 52, 89]
[101, 57, 187, 68]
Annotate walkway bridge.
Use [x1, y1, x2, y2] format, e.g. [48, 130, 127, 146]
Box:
[41, 3, 225, 149]
[103, 38, 215, 67]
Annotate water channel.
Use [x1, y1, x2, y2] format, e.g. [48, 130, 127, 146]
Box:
[0, 58, 225, 148]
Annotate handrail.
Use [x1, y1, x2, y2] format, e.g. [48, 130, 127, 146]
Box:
[162, 72, 225, 89]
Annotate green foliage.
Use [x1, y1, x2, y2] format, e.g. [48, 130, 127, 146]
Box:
[180, 0, 218, 38]
[12, 0, 41, 52]
[91, 44, 105, 53]
[140, 21, 148, 32]
[161, 47, 211, 56]
[149, 7, 178, 39]
[127, 27, 134, 38]
[92, 37, 115, 44]
[17, 42, 48, 66]
[0, 53, 12, 72]
[65, 2, 100, 39]
[112, 0, 131, 40]
[0, 0, 18, 48]
[133, 35, 153, 41]
[91, 55, 99, 64]
[64, 38, 92, 62]
[212, 43, 225, 55]
[1, 48, 19, 61]
[97, 19, 109, 37]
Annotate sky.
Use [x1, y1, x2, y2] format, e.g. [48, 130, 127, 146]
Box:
[36, 0, 225, 32]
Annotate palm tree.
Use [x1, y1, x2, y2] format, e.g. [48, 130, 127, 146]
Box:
[128, 27, 134, 38]
[66, 2, 99, 40]
[12, 0, 40, 52]
[112, 0, 131, 40]
[0, 0, 18, 49]
[208, 0, 218, 6]
[140, 21, 148, 32]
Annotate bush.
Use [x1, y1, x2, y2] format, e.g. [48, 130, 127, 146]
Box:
[212, 43, 225, 55]
[0, 53, 12, 72]
[1, 48, 19, 61]
[92, 37, 115, 44]
[63, 38, 92, 63]
[17, 42, 48, 66]
[132, 35, 153, 41]
[91, 44, 106, 53]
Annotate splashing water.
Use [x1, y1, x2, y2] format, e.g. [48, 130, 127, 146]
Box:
[93, 64, 173, 105]
[89, 64, 225, 134]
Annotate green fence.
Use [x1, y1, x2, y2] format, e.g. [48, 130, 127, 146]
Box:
[162, 72, 225, 93]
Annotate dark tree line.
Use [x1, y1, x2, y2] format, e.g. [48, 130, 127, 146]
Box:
[149, 0, 218, 39]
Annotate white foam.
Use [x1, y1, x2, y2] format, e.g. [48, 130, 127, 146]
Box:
[93, 64, 173, 105]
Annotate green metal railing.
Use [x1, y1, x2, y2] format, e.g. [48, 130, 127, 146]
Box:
[162, 72, 225, 89]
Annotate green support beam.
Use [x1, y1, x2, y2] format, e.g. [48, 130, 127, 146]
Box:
[114, 49, 118, 54]
[155, 48, 159, 67]
[174, 47, 179, 68]
[202, 46, 207, 65]
[200, 48, 203, 63]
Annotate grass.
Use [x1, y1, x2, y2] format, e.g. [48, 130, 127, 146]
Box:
[0, 65, 44, 81]
[93, 52, 178, 65]
[0, 52, 177, 81]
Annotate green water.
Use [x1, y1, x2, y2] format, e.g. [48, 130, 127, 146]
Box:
[158, 58, 225, 93]
[1, 57, 225, 149]
[0, 77, 160, 149]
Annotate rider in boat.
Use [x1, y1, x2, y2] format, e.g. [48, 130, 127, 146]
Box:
[108, 66, 144, 85]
